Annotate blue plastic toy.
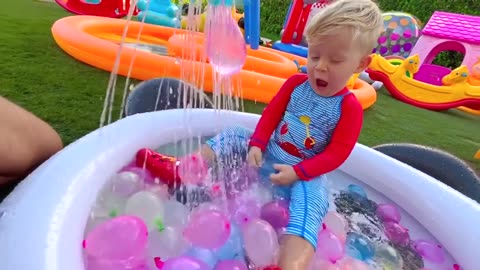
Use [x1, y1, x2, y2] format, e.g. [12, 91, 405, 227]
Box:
[243, 0, 260, 49]
[136, 0, 180, 28]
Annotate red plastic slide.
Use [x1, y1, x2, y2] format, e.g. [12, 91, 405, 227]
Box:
[54, 0, 138, 18]
[281, 0, 312, 44]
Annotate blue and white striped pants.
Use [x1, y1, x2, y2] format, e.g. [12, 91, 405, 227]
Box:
[205, 126, 329, 249]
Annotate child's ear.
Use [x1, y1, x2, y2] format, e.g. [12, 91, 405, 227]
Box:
[354, 55, 372, 73]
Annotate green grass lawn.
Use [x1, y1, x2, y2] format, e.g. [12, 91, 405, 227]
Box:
[1, 0, 479, 171]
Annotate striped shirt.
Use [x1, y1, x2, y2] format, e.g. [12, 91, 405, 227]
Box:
[249, 74, 363, 180]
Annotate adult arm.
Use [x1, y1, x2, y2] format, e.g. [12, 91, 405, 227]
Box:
[249, 74, 308, 151]
[293, 94, 363, 180]
[0, 96, 63, 185]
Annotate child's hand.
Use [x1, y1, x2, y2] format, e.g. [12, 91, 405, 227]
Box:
[247, 146, 263, 167]
[270, 164, 298, 185]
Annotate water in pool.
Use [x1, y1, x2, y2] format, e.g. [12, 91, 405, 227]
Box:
[83, 138, 460, 270]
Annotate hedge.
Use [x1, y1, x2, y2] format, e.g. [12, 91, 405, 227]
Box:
[259, 0, 480, 68]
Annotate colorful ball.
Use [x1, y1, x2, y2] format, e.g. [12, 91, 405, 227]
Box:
[375, 12, 422, 58]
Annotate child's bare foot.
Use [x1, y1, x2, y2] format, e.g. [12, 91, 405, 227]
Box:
[278, 235, 314, 270]
[200, 144, 216, 163]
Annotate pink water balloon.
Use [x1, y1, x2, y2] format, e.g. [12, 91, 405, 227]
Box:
[204, 4, 247, 76]
[342, 257, 370, 270]
[377, 203, 401, 223]
[214, 259, 248, 270]
[309, 257, 342, 270]
[412, 240, 445, 264]
[383, 221, 410, 246]
[194, 201, 224, 214]
[183, 209, 231, 249]
[323, 212, 348, 243]
[316, 225, 345, 263]
[178, 153, 209, 185]
[161, 256, 211, 270]
[243, 218, 280, 267]
[228, 197, 261, 228]
[309, 256, 368, 270]
[261, 199, 290, 230]
[84, 215, 148, 270]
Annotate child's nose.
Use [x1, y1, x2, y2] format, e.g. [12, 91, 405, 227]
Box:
[315, 59, 328, 72]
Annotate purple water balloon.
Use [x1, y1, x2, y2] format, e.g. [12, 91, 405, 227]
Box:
[377, 203, 401, 223]
[161, 256, 211, 270]
[214, 259, 248, 270]
[228, 197, 261, 227]
[260, 199, 290, 230]
[413, 240, 446, 264]
[384, 221, 410, 246]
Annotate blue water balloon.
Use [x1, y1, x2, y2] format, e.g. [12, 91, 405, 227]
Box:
[346, 232, 375, 261]
[183, 246, 219, 268]
[214, 222, 245, 260]
[348, 184, 368, 199]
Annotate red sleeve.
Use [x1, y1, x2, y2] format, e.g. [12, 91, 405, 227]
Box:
[249, 74, 308, 151]
[293, 93, 363, 180]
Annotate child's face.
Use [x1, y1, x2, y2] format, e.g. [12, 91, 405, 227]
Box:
[306, 29, 371, 96]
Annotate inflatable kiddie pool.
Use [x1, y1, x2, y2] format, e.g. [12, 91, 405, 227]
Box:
[0, 109, 479, 270]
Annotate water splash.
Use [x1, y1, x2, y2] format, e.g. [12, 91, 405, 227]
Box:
[96, 0, 249, 214]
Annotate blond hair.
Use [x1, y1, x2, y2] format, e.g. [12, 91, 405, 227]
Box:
[305, 0, 383, 54]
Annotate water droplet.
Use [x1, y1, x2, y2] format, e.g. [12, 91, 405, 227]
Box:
[175, 58, 180, 64]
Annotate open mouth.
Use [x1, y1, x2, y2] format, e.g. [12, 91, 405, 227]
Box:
[316, 79, 328, 87]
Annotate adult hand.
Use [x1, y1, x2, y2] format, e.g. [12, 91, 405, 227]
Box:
[270, 164, 298, 185]
[247, 146, 263, 167]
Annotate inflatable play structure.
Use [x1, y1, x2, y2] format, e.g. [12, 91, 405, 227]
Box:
[409, 11, 480, 71]
[271, 0, 323, 57]
[136, 0, 181, 28]
[271, 1, 422, 60]
[0, 109, 479, 270]
[365, 10, 480, 115]
[137, 0, 261, 49]
[373, 11, 422, 59]
[376, 55, 480, 115]
[54, 0, 139, 18]
[366, 54, 480, 112]
[51, 15, 377, 109]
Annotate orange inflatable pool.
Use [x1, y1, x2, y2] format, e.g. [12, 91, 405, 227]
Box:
[51, 16, 376, 108]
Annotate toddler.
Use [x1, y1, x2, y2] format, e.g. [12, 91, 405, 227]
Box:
[143, 1, 383, 269]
